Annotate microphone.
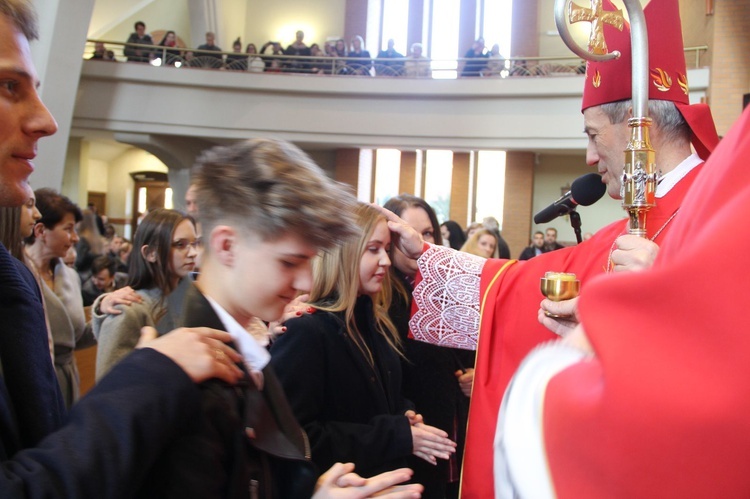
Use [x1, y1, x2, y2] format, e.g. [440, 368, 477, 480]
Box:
[533, 173, 606, 224]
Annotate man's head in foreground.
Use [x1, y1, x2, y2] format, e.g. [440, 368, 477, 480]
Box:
[0, 0, 58, 208]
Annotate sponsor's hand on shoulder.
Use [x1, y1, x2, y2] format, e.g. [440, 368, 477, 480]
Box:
[99, 286, 142, 315]
[137, 326, 243, 384]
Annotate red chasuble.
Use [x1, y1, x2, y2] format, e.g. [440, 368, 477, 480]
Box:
[410, 161, 704, 499]
[539, 107, 750, 497]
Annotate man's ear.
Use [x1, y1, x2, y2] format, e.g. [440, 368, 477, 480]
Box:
[140, 245, 157, 263]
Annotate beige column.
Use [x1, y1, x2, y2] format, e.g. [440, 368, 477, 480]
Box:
[503, 152, 535, 258]
[344, 0, 368, 46]
[510, 0, 539, 57]
[708, 0, 750, 135]
[399, 151, 417, 195]
[450, 153, 471, 225]
[335, 148, 362, 194]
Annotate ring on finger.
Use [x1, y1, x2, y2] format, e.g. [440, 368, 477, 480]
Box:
[214, 348, 225, 361]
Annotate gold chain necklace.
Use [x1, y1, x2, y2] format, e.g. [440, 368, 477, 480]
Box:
[605, 208, 680, 273]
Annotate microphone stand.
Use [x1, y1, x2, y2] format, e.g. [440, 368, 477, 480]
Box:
[569, 210, 583, 244]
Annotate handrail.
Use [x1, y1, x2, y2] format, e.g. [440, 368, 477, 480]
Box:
[83, 39, 709, 78]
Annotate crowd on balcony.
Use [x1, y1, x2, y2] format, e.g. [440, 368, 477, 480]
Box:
[89, 20, 585, 77]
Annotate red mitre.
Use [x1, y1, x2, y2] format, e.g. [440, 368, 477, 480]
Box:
[580, 0, 719, 160]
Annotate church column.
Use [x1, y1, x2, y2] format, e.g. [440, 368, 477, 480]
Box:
[458, 0, 479, 58]
[503, 152, 535, 258]
[188, 0, 222, 48]
[399, 151, 417, 195]
[335, 148, 363, 195]
[32, 0, 95, 191]
[344, 0, 369, 47]
[407, 0, 425, 52]
[450, 152, 471, 226]
[709, 0, 750, 135]
[510, 0, 539, 57]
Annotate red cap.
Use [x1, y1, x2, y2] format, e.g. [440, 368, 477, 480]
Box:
[580, 0, 718, 159]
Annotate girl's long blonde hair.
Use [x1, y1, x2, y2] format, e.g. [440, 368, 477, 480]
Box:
[309, 203, 402, 365]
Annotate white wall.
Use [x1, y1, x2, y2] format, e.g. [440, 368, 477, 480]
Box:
[87, 159, 109, 193]
[91, 0, 193, 48]
[244, 0, 346, 49]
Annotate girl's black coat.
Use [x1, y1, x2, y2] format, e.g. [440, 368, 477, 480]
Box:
[270, 296, 414, 478]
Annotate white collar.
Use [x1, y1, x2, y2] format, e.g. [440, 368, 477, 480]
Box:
[655, 153, 701, 198]
[204, 295, 271, 372]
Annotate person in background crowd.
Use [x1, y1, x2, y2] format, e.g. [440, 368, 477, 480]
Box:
[309, 43, 331, 74]
[80, 254, 121, 306]
[196, 31, 222, 60]
[460, 228, 496, 258]
[285, 29, 311, 73]
[74, 207, 104, 280]
[376, 38, 405, 76]
[383, 194, 474, 498]
[544, 226, 565, 251]
[24, 189, 95, 408]
[518, 230, 546, 260]
[347, 35, 372, 75]
[404, 43, 429, 78]
[93, 209, 197, 380]
[87, 202, 105, 234]
[245, 42, 265, 73]
[123, 20, 153, 63]
[157, 30, 181, 66]
[483, 216, 511, 258]
[89, 41, 106, 60]
[483, 43, 504, 77]
[116, 238, 131, 272]
[460, 38, 488, 77]
[225, 37, 246, 70]
[440, 220, 466, 250]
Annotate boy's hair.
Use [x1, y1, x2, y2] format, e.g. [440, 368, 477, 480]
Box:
[191, 139, 357, 250]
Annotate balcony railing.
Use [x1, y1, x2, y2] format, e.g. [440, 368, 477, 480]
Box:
[84, 39, 709, 79]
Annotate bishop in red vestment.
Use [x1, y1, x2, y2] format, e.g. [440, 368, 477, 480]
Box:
[498, 101, 750, 499]
[393, 1, 720, 497]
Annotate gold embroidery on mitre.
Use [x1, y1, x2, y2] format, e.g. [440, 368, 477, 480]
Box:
[569, 0, 625, 55]
[677, 73, 689, 95]
[650, 68, 672, 92]
[592, 69, 601, 88]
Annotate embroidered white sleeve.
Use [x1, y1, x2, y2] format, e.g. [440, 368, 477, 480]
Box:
[409, 243, 485, 350]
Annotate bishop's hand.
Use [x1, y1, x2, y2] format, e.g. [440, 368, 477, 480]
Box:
[372, 204, 426, 259]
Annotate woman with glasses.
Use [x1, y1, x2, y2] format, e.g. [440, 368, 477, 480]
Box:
[93, 209, 198, 380]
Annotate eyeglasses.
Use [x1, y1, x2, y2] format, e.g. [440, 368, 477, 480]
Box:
[172, 238, 202, 251]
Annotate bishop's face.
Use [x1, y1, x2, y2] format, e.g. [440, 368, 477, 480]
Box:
[584, 105, 631, 200]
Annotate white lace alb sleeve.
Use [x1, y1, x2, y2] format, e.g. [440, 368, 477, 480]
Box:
[409, 243, 485, 350]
